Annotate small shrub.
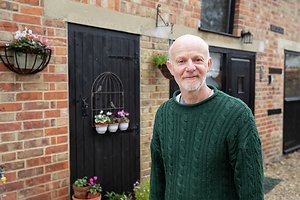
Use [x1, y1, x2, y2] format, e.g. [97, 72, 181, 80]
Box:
[133, 177, 150, 200]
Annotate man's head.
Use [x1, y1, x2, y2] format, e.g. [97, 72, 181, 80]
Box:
[167, 34, 212, 93]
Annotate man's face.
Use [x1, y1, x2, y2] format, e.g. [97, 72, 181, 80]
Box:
[167, 37, 212, 93]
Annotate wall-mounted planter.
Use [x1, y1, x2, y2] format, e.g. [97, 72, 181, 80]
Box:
[0, 46, 51, 75]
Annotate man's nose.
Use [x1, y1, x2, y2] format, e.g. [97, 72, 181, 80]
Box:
[186, 59, 196, 72]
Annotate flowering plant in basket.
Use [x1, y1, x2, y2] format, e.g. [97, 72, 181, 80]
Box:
[94, 111, 110, 125]
[116, 110, 130, 131]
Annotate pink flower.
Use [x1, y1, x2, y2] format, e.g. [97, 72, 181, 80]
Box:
[89, 178, 94, 185]
[93, 176, 97, 181]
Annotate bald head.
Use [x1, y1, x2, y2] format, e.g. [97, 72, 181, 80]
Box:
[168, 34, 210, 63]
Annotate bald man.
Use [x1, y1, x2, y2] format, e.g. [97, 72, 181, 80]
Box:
[150, 34, 264, 200]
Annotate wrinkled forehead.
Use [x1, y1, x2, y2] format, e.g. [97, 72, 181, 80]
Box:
[169, 35, 209, 61]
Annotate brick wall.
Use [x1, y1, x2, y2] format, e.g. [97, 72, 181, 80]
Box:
[0, 0, 299, 199]
[0, 1, 68, 199]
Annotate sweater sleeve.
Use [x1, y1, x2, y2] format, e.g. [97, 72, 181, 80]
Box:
[227, 108, 264, 200]
[150, 125, 165, 200]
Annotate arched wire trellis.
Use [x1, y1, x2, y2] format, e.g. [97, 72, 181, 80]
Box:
[91, 72, 124, 127]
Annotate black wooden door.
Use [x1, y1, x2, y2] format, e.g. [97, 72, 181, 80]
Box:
[68, 23, 140, 195]
[226, 53, 255, 111]
[283, 51, 300, 153]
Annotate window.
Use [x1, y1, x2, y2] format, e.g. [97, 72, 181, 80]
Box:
[200, 0, 236, 34]
[285, 51, 300, 98]
[206, 52, 223, 89]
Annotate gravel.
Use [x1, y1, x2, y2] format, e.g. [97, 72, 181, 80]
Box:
[264, 149, 300, 200]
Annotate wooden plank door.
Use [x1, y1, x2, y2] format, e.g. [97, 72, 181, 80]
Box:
[68, 23, 140, 195]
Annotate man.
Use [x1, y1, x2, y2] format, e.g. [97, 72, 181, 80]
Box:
[150, 34, 264, 200]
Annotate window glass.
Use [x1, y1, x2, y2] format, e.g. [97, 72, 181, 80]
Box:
[207, 52, 222, 89]
[285, 52, 300, 97]
[200, 0, 234, 33]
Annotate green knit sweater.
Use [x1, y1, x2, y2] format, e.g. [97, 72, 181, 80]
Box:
[150, 88, 264, 200]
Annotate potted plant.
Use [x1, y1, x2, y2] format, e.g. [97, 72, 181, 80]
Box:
[150, 53, 173, 79]
[117, 110, 130, 131]
[72, 176, 102, 200]
[1, 27, 51, 73]
[94, 111, 110, 134]
[107, 111, 119, 133]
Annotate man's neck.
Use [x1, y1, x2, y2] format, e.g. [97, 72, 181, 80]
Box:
[180, 85, 212, 104]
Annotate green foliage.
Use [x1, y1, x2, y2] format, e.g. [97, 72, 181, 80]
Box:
[105, 191, 131, 200]
[133, 178, 150, 200]
[74, 176, 88, 187]
[150, 54, 168, 68]
[87, 183, 102, 195]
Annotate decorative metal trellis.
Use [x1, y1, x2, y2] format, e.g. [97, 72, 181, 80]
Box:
[91, 72, 124, 127]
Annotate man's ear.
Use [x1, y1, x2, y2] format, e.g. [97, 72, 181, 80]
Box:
[166, 60, 174, 75]
[207, 57, 212, 71]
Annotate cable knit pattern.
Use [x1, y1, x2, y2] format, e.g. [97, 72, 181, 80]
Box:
[150, 87, 264, 200]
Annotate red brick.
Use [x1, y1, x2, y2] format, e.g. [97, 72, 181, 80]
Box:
[57, 101, 68, 108]
[57, 187, 69, 198]
[0, 141, 23, 152]
[19, 185, 46, 199]
[23, 120, 50, 129]
[43, 19, 66, 28]
[16, 92, 43, 101]
[1, 132, 16, 142]
[24, 102, 49, 110]
[16, 111, 43, 120]
[57, 135, 68, 143]
[1, 191, 17, 200]
[45, 144, 67, 155]
[0, 122, 21, 132]
[45, 161, 68, 173]
[24, 138, 50, 148]
[17, 148, 43, 159]
[26, 192, 52, 200]
[4, 161, 25, 170]
[18, 130, 43, 140]
[45, 110, 60, 118]
[0, 103, 22, 112]
[2, 180, 24, 192]
[20, 5, 43, 15]
[44, 74, 67, 82]
[44, 92, 67, 100]
[25, 174, 51, 187]
[18, 167, 43, 179]
[2, 152, 16, 162]
[26, 156, 52, 167]
[45, 126, 67, 136]
[0, 83, 22, 92]
[0, 22, 18, 32]
[13, 13, 41, 25]
[14, 0, 39, 6]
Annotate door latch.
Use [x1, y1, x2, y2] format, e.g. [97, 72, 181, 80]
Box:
[81, 97, 89, 117]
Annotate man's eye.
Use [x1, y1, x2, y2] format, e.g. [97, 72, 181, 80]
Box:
[177, 60, 184, 64]
[194, 58, 204, 63]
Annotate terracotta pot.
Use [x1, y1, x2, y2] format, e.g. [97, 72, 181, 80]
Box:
[72, 193, 101, 200]
[158, 64, 174, 79]
[72, 184, 90, 199]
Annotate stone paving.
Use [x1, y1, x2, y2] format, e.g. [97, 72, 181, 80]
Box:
[264, 149, 300, 200]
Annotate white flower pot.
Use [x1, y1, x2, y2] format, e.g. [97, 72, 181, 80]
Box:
[108, 123, 119, 133]
[14, 52, 43, 69]
[95, 124, 108, 134]
[119, 122, 129, 131]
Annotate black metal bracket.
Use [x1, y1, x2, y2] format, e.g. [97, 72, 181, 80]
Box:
[156, 4, 174, 31]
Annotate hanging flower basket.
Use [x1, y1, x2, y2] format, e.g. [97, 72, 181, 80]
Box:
[95, 124, 108, 134]
[119, 122, 129, 131]
[108, 123, 119, 133]
[0, 27, 51, 75]
[158, 64, 174, 79]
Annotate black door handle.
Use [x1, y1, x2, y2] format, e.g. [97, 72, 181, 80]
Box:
[81, 97, 89, 117]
